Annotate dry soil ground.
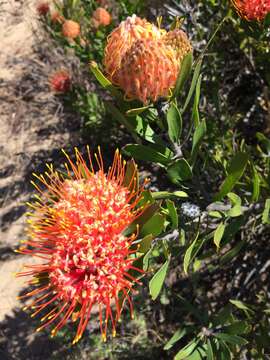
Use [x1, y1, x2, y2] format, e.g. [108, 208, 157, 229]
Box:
[0, 1, 81, 358]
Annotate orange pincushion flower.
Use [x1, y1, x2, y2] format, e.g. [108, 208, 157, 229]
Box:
[16, 148, 148, 343]
[92, 7, 112, 27]
[37, 2, 49, 16]
[113, 38, 180, 104]
[62, 20, 80, 39]
[104, 15, 166, 80]
[232, 0, 270, 21]
[49, 70, 71, 93]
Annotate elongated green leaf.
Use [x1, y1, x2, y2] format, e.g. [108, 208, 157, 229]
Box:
[225, 321, 251, 335]
[164, 329, 187, 350]
[191, 74, 202, 128]
[262, 199, 270, 224]
[227, 193, 242, 218]
[152, 191, 188, 200]
[229, 299, 253, 313]
[215, 333, 248, 346]
[214, 152, 248, 201]
[191, 120, 206, 164]
[126, 105, 150, 117]
[174, 339, 199, 360]
[167, 103, 182, 143]
[149, 259, 170, 300]
[167, 159, 192, 184]
[90, 62, 122, 99]
[184, 232, 199, 274]
[138, 235, 153, 253]
[206, 339, 214, 360]
[141, 213, 165, 238]
[182, 60, 202, 113]
[123, 144, 171, 165]
[173, 52, 193, 98]
[251, 165, 260, 202]
[166, 200, 178, 229]
[214, 223, 225, 249]
[106, 102, 141, 143]
[122, 160, 138, 191]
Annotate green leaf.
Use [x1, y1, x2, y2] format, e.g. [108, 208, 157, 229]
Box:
[167, 103, 182, 143]
[214, 333, 248, 346]
[132, 116, 156, 143]
[191, 74, 202, 128]
[174, 339, 199, 360]
[164, 329, 187, 350]
[122, 160, 138, 191]
[214, 152, 249, 201]
[123, 144, 171, 165]
[191, 120, 207, 164]
[227, 193, 242, 218]
[166, 199, 178, 229]
[229, 299, 253, 313]
[225, 321, 251, 335]
[152, 191, 188, 200]
[138, 235, 153, 253]
[184, 232, 199, 274]
[141, 213, 165, 238]
[172, 52, 193, 99]
[262, 199, 270, 224]
[90, 62, 122, 99]
[264, 12, 270, 27]
[149, 259, 170, 300]
[182, 60, 202, 113]
[167, 159, 192, 184]
[214, 222, 225, 249]
[251, 165, 260, 202]
[206, 339, 214, 360]
[126, 105, 150, 117]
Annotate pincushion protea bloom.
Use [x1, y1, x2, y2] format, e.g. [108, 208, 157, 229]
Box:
[16, 148, 148, 343]
[104, 15, 192, 104]
[232, 0, 270, 21]
[49, 70, 71, 93]
[92, 7, 112, 27]
[62, 20, 80, 39]
[37, 2, 49, 16]
[104, 15, 166, 81]
[113, 38, 180, 104]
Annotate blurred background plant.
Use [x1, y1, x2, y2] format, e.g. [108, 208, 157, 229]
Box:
[17, 0, 270, 359]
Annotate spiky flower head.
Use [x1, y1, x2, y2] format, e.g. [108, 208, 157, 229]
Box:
[232, 0, 270, 21]
[49, 70, 71, 93]
[104, 15, 192, 104]
[113, 38, 180, 104]
[62, 20, 80, 39]
[104, 15, 166, 81]
[37, 2, 49, 16]
[16, 148, 148, 343]
[92, 7, 112, 27]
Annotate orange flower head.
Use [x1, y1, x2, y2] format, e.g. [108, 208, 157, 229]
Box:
[164, 29, 192, 63]
[51, 11, 65, 24]
[62, 20, 80, 39]
[92, 7, 112, 27]
[104, 15, 166, 81]
[113, 38, 180, 104]
[49, 70, 71, 93]
[37, 2, 49, 16]
[232, 0, 270, 21]
[16, 148, 148, 343]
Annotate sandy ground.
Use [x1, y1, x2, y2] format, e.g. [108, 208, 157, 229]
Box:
[0, 1, 81, 358]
